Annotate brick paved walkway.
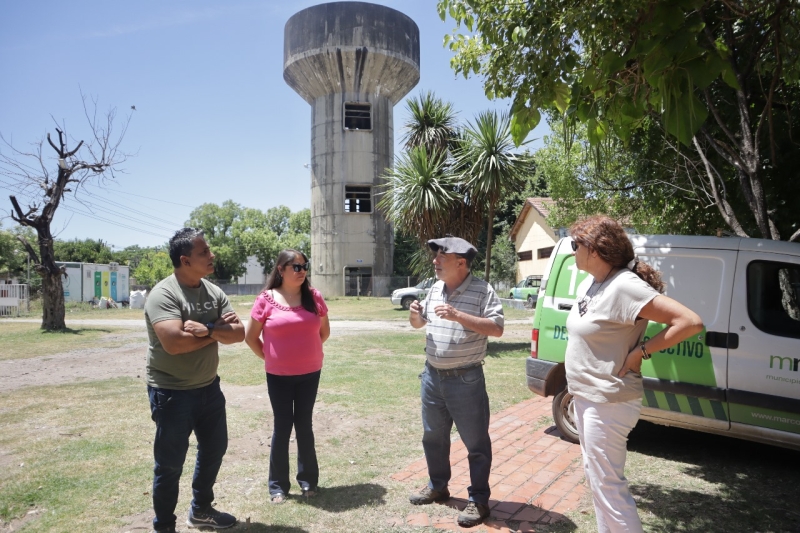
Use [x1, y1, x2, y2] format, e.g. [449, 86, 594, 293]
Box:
[390, 395, 586, 531]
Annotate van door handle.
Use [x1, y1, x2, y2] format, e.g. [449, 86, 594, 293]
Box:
[705, 331, 739, 349]
[558, 303, 573, 311]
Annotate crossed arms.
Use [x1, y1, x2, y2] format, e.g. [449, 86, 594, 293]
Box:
[153, 311, 245, 355]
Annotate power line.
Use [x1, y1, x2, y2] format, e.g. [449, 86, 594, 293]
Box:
[82, 189, 185, 228]
[94, 186, 197, 208]
[70, 197, 181, 233]
[60, 205, 172, 239]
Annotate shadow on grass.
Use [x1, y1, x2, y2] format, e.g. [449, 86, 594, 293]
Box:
[486, 341, 530, 358]
[296, 482, 387, 512]
[235, 525, 308, 533]
[627, 421, 800, 532]
[41, 328, 113, 335]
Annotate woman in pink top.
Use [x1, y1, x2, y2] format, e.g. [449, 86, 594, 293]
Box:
[244, 249, 330, 503]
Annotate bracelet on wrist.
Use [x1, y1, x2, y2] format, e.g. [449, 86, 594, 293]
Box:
[639, 342, 651, 360]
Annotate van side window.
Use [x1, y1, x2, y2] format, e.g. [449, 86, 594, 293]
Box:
[747, 261, 800, 339]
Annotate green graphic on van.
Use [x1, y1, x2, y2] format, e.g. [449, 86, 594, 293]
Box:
[643, 389, 728, 421]
[769, 355, 800, 372]
[729, 404, 800, 434]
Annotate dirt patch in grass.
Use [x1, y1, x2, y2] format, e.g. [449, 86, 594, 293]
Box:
[0, 342, 147, 392]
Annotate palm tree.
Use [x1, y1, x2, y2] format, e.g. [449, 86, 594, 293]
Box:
[377, 146, 462, 276]
[456, 111, 534, 281]
[402, 91, 458, 156]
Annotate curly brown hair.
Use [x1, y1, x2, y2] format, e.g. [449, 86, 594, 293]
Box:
[570, 215, 665, 293]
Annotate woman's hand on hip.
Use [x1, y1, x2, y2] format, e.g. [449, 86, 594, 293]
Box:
[618, 348, 643, 377]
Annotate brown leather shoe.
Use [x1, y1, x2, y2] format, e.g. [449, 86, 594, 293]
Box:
[457, 501, 490, 527]
[408, 486, 450, 505]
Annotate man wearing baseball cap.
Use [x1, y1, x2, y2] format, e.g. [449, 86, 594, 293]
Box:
[407, 236, 504, 527]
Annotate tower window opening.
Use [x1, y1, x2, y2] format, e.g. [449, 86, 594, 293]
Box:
[344, 102, 372, 130]
[345, 186, 372, 213]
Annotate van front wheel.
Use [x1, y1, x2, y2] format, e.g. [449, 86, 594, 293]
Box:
[552, 389, 580, 444]
[400, 296, 415, 310]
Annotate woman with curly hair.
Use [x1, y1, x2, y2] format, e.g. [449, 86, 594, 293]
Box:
[566, 216, 703, 532]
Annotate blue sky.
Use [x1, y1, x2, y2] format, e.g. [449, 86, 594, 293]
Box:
[0, 1, 547, 249]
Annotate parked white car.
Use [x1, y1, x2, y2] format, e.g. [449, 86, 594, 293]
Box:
[390, 278, 435, 310]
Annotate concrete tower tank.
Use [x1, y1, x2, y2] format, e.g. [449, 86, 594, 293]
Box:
[283, 2, 420, 297]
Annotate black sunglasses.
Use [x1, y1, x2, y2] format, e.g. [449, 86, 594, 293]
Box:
[571, 240, 578, 251]
[288, 262, 309, 272]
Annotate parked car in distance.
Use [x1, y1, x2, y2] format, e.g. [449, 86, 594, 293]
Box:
[391, 278, 435, 310]
[509, 275, 542, 306]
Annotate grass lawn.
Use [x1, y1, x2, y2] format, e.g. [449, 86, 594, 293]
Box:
[0, 322, 136, 361]
[2, 303, 798, 532]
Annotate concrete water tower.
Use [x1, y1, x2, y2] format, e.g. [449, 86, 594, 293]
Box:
[283, 2, 420, 297]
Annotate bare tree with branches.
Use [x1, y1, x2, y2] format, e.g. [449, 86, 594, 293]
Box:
[1, 95, 131, 330]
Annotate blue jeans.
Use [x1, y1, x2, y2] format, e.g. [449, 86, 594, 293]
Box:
[420, 362, 492, 505]
[266, 370, 321, 496]
[148, 376, 228, 531]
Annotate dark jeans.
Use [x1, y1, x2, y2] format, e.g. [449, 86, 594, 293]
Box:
[148, 376, 228, 531]
[266, 370, 321, 496]
[420, 362, 492, 505]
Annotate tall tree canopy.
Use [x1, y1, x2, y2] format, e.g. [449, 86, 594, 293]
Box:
[439, 0, 800, 241]
[380, 93, 534, 278]
[186, 202, 310, 282]
[455, 110, 534, 280]
[53, 238, 114, 264]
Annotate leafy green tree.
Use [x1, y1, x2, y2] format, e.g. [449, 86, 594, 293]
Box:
[288, 209, 311, 236]
[113, 244, 162, 270]
[487, 223, 518, 289]
[53, 238, 114, 264]
[186, 200, 247, 282]
[537, 116, 729, 234]
[131, 251, 174, 288]
[188, 202, 312, 282]
[455, 111, 534, 280]
[439, 0, 800, 241]
[0, 224, 36, 280]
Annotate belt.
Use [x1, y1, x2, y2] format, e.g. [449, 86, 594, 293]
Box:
[426, 360, 484, 378]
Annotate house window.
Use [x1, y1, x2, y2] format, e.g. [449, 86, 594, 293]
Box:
[343, 102, 372, 130]
[344, 186, 372, 213]
[538, 246, 554, 259]
[517, 250, 533, 261]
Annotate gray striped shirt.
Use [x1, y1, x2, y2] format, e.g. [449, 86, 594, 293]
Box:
[421, 274, 504, 369]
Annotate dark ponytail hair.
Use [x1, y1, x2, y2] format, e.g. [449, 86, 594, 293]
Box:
[570, 215, 665, 293]
[263, 249, 318, 314]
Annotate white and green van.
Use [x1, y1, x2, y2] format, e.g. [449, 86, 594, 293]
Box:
[526, 234, 800, 450]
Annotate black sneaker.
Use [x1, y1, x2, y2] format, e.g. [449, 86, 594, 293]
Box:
[186, 506, 236, 529]
[457, 501, 490, 527]
[408, 486, 450, 505]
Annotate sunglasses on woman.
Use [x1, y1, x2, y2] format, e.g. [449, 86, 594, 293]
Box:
[571, 240, 578, 251]
[288, 262, 310, 272]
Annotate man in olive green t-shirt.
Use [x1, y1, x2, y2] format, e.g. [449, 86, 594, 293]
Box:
[144, 228, 244, 533]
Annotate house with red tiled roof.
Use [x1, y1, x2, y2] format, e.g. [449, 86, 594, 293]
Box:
[509, 197, 564, 281]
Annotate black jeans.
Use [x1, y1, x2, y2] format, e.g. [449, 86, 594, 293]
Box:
[266, 370, 321, 496]
[147, 376, 227, 531]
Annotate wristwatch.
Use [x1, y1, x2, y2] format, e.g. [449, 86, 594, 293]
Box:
[205, 322, 215, 337]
